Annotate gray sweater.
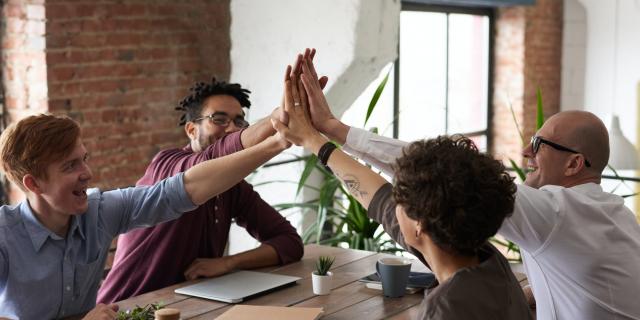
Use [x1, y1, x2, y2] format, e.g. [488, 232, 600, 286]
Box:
[368, 183, 533, 320]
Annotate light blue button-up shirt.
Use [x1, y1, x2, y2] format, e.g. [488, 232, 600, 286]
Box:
[0, 173, 196, 319]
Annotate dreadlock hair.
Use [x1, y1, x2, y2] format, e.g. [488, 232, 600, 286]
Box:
[176, 77, 251, 126]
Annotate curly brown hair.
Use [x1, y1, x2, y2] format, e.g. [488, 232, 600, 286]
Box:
[392, 135, 516, 256]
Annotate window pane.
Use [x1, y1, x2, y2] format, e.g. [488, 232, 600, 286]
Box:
[447, 14, 490, 135]
[468, 134, 487, 152]
[398, 11, 447, 142]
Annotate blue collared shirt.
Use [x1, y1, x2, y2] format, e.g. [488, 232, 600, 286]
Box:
[0, 173, 196, 319]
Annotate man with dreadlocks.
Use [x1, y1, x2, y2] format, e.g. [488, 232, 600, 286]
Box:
[98, 76, 304, 303]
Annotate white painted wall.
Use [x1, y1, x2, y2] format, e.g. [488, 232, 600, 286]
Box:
[562, 0, 640, 142]
[562, 0, 640, 211]
[227, 0, 400, 254]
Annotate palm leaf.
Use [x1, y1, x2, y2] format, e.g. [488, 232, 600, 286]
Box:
[364, 67, 391, 127]
[536, 87, 545, 130]
[509, 159, 527, 182]
[506, 93, 525, 144]
[297, 155, 319, 196]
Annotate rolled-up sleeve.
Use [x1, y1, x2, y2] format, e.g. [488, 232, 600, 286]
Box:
[232, 181, 303, 264]
[343, 127, 408, 177]
[99, 173, 198, 236]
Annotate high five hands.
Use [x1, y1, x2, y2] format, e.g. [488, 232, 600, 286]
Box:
[272, 48, 337, 152]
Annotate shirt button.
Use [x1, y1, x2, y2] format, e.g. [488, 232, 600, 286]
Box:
[214, 206, 218, 210]
[215, 219, 219, 224]
[66, 286, 71, 291]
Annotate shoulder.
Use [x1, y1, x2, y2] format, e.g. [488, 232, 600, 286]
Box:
[0, 203, 22, 228]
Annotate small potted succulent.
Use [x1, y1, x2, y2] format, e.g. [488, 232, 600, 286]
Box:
[312, 255, 335, 295]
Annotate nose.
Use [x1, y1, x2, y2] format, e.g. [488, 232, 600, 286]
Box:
[80, 161, 93, 182]
[225, 122, 241, 133]
[522, 142, 534, 159]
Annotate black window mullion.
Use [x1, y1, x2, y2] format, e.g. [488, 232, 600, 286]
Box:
[445, 12, 450, 135]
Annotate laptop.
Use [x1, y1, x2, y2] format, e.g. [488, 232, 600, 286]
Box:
[174, 270, 301, 303]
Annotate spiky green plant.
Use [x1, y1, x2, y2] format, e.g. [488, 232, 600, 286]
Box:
[315, 256, 335, 276]
[116, 302, 164, 320]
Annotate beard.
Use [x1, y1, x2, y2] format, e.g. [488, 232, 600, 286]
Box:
[197, 133, 213, 150]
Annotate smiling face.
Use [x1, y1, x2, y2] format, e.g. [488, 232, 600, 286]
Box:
[34, 139, 93, 215]
[521, 112, 603, 189]
[522, 129, 571, 189]
[186, 95, 247, 152]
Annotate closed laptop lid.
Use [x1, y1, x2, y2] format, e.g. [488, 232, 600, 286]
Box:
[174, 270, 301, 303]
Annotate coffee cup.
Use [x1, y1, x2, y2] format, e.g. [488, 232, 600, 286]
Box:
[376, 257, 411, 298]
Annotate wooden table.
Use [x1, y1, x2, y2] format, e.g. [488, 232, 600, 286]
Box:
[116, 244, 431, 319]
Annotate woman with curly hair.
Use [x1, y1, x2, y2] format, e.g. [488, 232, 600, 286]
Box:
[271, 58, 532, 319]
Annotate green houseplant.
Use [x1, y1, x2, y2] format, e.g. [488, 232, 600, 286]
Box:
[312, 255, 335, 295]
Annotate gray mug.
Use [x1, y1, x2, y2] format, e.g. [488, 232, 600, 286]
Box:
[376, 257, 411, 298]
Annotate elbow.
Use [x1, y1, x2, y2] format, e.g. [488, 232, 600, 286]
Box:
[276, 234, 304, 265]
[291, 235, 304, 262]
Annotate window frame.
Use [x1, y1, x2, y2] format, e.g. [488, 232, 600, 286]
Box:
[393, 3, 495, 152]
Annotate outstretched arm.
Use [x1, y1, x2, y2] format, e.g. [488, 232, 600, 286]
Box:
[183, 134, 289, 205]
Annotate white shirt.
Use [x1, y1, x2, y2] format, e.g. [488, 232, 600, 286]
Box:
[344, 127, 640, 320]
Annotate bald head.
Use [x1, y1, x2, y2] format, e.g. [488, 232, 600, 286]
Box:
[542, 111, 609, 174]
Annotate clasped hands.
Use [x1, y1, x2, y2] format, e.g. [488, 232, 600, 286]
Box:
[271, 48, 340, 153]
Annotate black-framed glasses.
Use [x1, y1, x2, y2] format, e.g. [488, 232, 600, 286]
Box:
[531, 136, 591, 167]
[192, 113, 249, 129]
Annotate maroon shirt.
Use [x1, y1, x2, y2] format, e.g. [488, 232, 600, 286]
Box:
[97, 131, 303, 303]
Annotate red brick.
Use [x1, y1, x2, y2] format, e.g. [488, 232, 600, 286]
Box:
[0, 0, 229, 196]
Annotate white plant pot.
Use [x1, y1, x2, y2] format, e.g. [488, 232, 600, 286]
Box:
[312, 271, 333, 295]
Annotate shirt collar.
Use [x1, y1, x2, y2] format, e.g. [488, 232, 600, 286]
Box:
[20, 201, 85, 252]
[568, 182, 602, 194]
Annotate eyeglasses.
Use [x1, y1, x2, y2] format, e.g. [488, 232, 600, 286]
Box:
[530, 136, 591, 167]
[192, 113, 249, 129]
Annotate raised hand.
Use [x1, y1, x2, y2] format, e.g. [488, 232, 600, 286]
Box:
[299, 52, 349, 144]
[279, 49, 329, 123]
[271, 66, 327, 150]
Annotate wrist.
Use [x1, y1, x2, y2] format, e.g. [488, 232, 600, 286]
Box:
[322, 119, 349, 145]
[224, 255, 238, 271]
[304, 134, 329, 155]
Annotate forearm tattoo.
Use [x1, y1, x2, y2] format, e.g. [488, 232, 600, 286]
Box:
[339, 173, 369, 199]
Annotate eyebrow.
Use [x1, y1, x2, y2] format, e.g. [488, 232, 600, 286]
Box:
[211, 111, 246, 118]
[60, 152, 88, 169]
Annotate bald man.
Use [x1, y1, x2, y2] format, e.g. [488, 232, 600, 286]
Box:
[298, 58, 640, 320]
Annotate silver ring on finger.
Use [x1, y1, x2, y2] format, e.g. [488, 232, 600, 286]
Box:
[294, 102, 301, 107]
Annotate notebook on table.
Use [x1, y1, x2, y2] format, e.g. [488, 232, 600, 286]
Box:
[217, 305, 323, 320]
[174, 270, 301, 303]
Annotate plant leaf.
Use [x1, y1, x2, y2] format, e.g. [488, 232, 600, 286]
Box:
[364, 67, 391, 127]
[297, 155, 319, 196]
[536, 87, 545, 130]
[509, 159, 527, 182]
[506, 93, 525, 144]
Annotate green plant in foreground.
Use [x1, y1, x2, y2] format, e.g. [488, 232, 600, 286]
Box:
[315, 256, 335, 276]
[116, 302, 164, 320]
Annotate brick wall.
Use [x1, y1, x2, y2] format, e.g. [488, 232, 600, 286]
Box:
[492, 0, 563, 168]
[1, 0, 48, 202]
[1, 0, 230, 203]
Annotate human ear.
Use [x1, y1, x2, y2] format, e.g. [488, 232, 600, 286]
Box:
[564, 154, 585, 176]
[185, 122, 197, 141]
[22, 174, 42, 194]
